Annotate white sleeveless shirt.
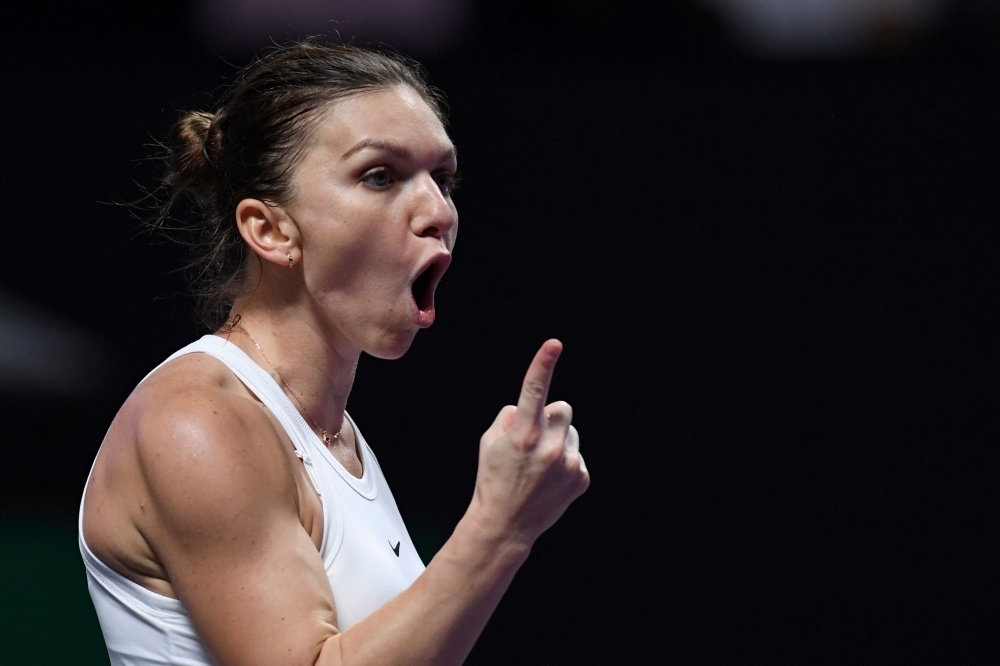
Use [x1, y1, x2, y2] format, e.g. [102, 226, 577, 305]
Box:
[79, 335, 426, 665]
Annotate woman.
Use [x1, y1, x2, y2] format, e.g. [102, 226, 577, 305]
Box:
[79, 41, 589, 666]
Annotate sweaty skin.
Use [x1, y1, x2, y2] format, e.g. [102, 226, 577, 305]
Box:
[83, 86, 589, 666]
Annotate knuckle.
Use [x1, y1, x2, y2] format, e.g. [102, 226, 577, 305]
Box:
[551, 400, 573, 420]
[541, 444, 564, 466]
[563, 450, 579, 470]
[523, 380, 546, 400]
[518, 424, 543, 449]
[544, 404, 572, 427]
[568, 426, 580, 446]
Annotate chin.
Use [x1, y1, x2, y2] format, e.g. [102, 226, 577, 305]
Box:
[366, 329, 418, 360]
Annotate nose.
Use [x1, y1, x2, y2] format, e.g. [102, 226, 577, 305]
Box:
[409, 173, 457, 240]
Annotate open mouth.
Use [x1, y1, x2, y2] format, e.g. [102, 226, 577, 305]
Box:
[411, 257, 448, 312]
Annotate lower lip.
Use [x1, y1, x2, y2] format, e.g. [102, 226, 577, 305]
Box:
[408, 292, 436, 328]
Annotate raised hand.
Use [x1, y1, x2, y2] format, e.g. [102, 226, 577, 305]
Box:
[471, 340, 590, 548]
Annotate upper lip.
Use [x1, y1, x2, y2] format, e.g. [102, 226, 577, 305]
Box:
[411, 250, 452, 290]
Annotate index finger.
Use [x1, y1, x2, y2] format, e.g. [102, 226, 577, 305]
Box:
[512, 339, 563, 431]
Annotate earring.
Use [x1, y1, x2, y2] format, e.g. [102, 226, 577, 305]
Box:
[287, 253, 294, 268]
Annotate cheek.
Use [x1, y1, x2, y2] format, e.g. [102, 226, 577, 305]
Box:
[307, 221, 401, 301]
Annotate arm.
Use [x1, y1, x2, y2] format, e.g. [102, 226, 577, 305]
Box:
[140, 340, 588, 666]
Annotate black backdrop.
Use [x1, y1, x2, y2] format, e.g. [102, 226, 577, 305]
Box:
[1, 2, 997, 663]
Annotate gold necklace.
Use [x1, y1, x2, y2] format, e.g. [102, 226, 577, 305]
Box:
[237, 325, 342, 446]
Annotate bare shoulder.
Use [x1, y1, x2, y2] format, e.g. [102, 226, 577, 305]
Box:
[83, 351, 301, 593]
[131, 352, 299, 534]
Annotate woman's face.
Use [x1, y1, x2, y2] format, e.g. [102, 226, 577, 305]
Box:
[285, 85, 458, 359]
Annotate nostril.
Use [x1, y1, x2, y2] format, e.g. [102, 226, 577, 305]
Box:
[419, 224, 442, 239]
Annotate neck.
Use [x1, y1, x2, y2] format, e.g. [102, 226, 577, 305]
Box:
[224, 298, 360, 439]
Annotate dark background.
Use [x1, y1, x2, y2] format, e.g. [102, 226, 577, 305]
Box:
[1, 1, 997, 663]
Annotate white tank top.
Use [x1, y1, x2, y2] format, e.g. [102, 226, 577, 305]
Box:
[79, 335, 426, 666]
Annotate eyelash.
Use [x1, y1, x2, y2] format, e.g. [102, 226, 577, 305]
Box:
[360, 167, 461, 196]
[361, 167, 395, 188]
[436, 170, 461, 196]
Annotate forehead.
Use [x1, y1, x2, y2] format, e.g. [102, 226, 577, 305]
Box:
[309, 85, 453, 159]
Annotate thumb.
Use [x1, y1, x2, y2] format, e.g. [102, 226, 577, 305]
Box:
[482, 405, 517, 444]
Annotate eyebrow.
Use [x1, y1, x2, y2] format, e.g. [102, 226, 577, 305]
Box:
[340, 139, 457, 164]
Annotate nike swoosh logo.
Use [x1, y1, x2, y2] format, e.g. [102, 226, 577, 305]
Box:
[389, 540, 400, 557]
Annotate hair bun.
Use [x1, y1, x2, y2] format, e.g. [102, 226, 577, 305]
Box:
[167, 110, 219, 200]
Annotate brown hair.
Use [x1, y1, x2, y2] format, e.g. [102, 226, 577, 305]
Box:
[153, 39, 446, 331]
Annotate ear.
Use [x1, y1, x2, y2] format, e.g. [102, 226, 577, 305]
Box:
[234, 198, 301, 268]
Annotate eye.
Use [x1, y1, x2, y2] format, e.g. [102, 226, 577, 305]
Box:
[435, 170, 461, 196]
[361, 167, 394, 188]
